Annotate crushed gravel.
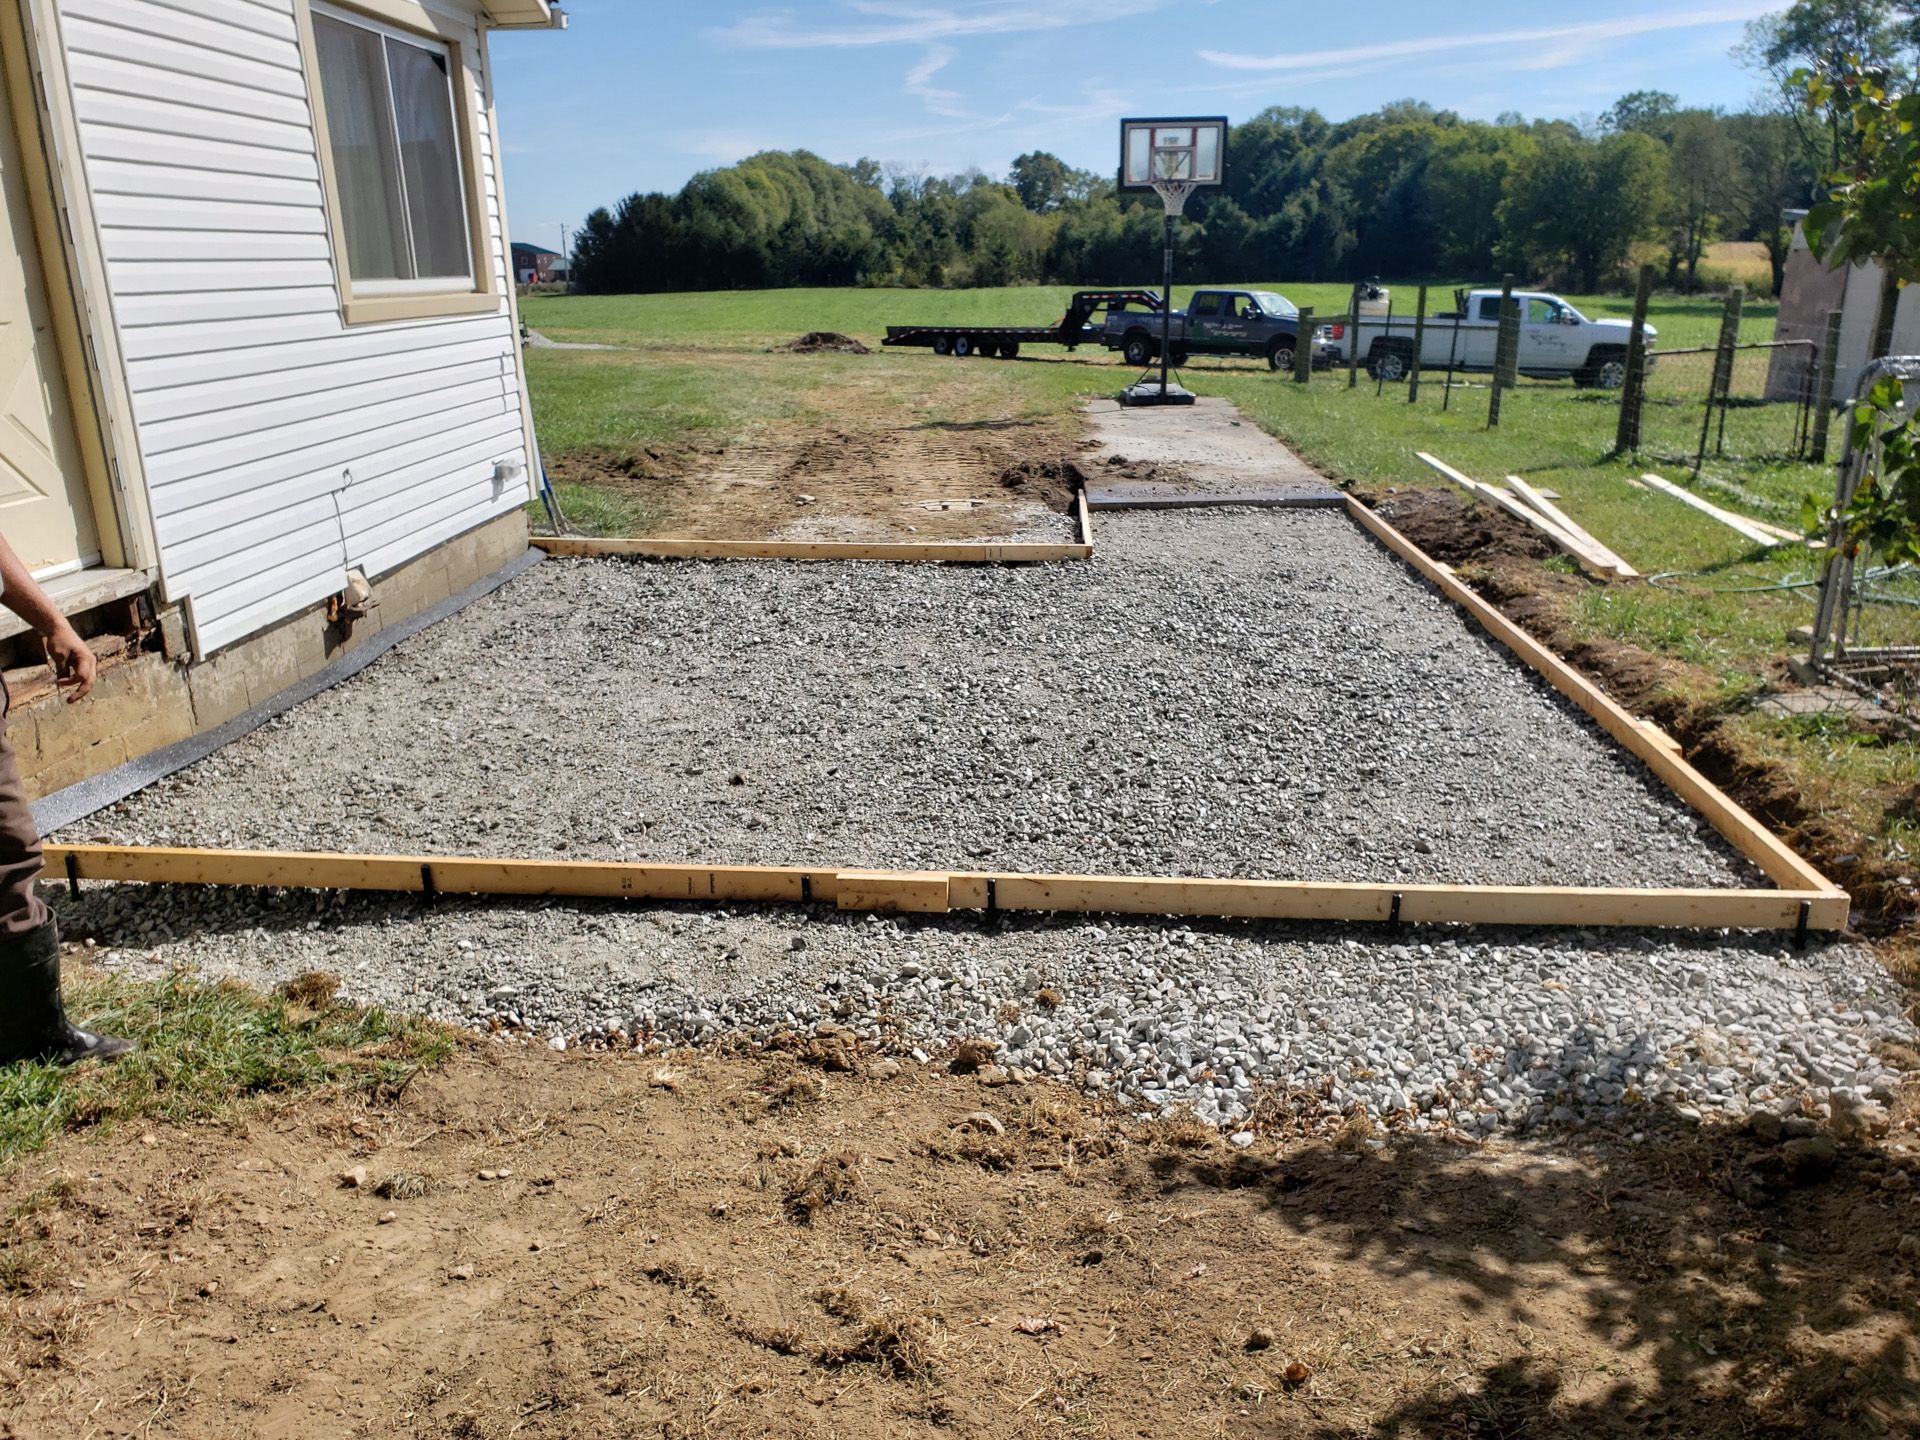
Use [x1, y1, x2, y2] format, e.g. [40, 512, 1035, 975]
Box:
[49, 504, 1915, 1135]
[68, 508, 1761, 889]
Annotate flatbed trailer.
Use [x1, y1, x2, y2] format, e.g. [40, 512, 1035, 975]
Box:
[884, 289, 1162, 358]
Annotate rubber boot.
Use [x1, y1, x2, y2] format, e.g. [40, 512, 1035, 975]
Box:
[0, 921, 135, 1065]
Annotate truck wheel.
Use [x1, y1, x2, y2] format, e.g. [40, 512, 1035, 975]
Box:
[999, 342, 1020, 359]
[1577, 347, 1627, 389]
[1123, 332, 1155, 367]
[932, 335, 952, 356]
[1367, 345, 1410, 383]
[953, 335, 974, 357]
[1168, 345, 1190, 368]
[974, 340, 997, 358]
[1268, 340, 1295, 372]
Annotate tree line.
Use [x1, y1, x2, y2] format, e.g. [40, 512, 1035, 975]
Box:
[569, 1, 1920, 298]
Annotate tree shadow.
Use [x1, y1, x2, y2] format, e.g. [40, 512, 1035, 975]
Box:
[1144, 1097, 1920, 1437]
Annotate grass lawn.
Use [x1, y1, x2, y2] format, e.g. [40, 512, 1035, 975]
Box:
[0, 970, 452, 1171]
[519, 283, 1914, 900]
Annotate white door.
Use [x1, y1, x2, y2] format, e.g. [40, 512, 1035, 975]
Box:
[0, 61, 99, 578]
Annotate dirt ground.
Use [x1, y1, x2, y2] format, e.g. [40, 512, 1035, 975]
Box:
[3, 1033, 1919, 1440]
[549, 357, 1085, 542]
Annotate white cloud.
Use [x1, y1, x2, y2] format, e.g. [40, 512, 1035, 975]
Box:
[904, 44, 973, 118]
[1198, 4, 1778, 74]
[715, 0, 1169, 50]
[670, 130, 783, 162]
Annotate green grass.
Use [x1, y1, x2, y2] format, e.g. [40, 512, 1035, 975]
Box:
[0, 971, 454, 1170]
[521, 283, 1777, 353]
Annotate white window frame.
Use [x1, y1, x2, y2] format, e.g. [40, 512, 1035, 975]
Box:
[299, 0, 499, 325]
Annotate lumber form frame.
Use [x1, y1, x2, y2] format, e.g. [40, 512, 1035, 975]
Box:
[532, 537, 1094, 562]
[44, 497, 1846, 935]
[44, 844, 1845, 932]
[1416, 453, 1630, 581]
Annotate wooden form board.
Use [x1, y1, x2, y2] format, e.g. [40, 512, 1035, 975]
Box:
[44, 844, 1844, 932]
[532, 537, 1093, 564]
[1503, 475, 1639, 579]
[45, 495, 1844, 935]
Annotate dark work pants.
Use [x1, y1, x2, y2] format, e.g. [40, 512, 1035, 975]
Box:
[0, 687, 49, 938]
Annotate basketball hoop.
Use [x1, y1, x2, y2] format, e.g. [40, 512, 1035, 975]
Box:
[1117, 117, 1227, 405]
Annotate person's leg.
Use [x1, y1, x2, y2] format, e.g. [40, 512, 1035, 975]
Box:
[0, 695, 131, 1065]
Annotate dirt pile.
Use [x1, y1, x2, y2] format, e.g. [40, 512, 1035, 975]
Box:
[1096, 452, 1197, 486]
[997, 457, 1085, 510]
[783, 331, 870, 354]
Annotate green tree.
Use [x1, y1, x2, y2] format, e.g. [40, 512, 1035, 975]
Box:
[1499, 132, 1669, 289]
[1602, 89, 1680, 138]
[1008, 151, 1072, 213]
[1663, 111, 1734, 288]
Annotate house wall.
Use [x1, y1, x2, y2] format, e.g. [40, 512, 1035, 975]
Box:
[50, 0, 533, 657]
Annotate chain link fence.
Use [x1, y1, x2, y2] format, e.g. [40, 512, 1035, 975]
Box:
[1630, 340, 1821, 470]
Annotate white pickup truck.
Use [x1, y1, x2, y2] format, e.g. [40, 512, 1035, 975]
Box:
[1318, 288, 1655, 388]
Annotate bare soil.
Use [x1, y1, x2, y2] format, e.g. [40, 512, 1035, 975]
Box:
[6, 1038, 1920, 1439]
[550, 363, 1080, 543]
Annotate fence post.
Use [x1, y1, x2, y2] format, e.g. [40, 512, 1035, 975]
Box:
[1809, 307, 1842, 463]
[1694, 285, 1744, 474]
[1613, 264, 1655, 454]
[1293, 307, 1313, 384]
[1346, 281, 1362, 390]
[1408, 284, 1428, 403]
[1374, 291, 1396, 395]
[1487, 275, 1516, 429]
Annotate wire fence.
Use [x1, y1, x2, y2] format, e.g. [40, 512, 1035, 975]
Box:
[1633, 340, 1821, 469]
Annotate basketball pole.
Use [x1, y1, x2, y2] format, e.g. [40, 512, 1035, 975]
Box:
[1159, 210, 1174, 399]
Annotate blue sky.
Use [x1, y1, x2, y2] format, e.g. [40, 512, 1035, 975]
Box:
[490, 0, 1789, 251]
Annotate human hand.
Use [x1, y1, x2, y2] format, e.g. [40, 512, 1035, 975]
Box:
[45, 624, 96, 703]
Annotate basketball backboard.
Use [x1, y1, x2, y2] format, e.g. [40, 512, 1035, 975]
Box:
[1119, 117, 1227, 198]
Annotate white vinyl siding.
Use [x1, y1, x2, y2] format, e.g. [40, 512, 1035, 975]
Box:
[54, 0, 525, 655]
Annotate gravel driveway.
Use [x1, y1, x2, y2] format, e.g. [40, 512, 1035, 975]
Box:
[53, 504, 1912, 1135]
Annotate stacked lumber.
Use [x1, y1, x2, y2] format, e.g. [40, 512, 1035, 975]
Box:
[1638, 472, 1812, 548]
[1416, 452, 1637, 580]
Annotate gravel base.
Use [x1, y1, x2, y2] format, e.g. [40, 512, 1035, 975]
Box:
[55, 885, 1913, 1139]
[69, 508, 1761, 889]
[51, 503, 1913, 1135]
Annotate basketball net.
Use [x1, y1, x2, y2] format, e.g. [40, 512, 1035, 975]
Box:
[1151, 178, 1197, 217]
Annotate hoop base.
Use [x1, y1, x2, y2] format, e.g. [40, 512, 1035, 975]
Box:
[1119, 380, 1197, 407]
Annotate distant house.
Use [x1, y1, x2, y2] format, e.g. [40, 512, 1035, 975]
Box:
[512, 241, 563, 286]
[0, 0, 564, 798]
[1771, 211, 1920, 404]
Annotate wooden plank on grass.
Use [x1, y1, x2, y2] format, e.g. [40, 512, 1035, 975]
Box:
[1503, 476, 1639, 578]
[1638, 472, 1793, 548]
[1343, 495, 1847, 905]
[47, 843, 1846, 933]
[1415, 453, 1625, 580]
[532, 537, 1094, 563]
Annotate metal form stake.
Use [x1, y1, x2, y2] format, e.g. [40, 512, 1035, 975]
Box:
[1614, 264, 1655, 454]
[1408, 285, 1428, 403]
[1809, 308, 1842, 463]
